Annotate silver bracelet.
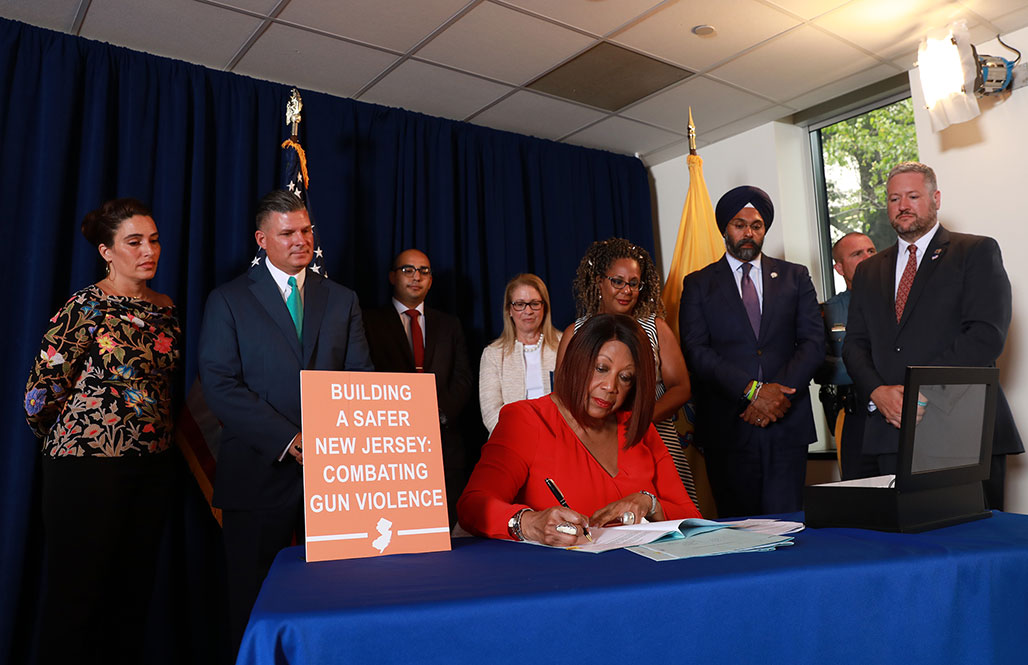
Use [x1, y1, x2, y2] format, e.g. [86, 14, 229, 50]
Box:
[639, 490, 658, 517]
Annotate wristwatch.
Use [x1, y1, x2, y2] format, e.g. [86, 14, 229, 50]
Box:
[639, 490, 658, 518]
[507, 508, 530, 541]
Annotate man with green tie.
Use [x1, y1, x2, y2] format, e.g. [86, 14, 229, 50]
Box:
[198, 189, 373, 655]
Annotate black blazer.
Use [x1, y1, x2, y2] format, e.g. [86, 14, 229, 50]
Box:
[680, 254, 824, 450]
[362, 305, 472, 467]
[198, 265, 374, 510]
[843, 225, 1022, 456]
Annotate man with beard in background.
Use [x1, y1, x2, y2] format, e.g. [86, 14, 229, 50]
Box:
[679, 186, 823, 517]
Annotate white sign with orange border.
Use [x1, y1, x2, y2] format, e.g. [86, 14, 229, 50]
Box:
[300, 370, 451, 562]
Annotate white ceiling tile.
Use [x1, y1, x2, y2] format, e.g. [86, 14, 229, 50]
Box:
[622, 76, 772, 134]
[235, 22, 398, 98]
[0, 0, 81, 32]
[278, 0, 468, 53]
[761, 0, 853, 20]
[636, 137, 690, 167]
[814, 0, 982, 61]
[783, 63, 903, 110]
[416, 1, 595, 85]
[989, 6, 1028, 33]
[611, 0, 801, 71]
[81, 0, 262, 67]
[207, 0, 283, 15]
[708, 25, 879, 102]
[960, 0, 1028, 23]
[564, 115, 684, 155]
[502, 0, 663, 35]
[361, 59, 514, 122]
[686, 104, 793, 149]
[469, 90, 607, 140]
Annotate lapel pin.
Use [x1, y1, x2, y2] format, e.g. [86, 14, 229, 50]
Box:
[770, 272, 778, 279]
[931, 248, 942, 261]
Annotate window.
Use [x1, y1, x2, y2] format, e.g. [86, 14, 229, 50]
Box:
[810, 96, 919, 296]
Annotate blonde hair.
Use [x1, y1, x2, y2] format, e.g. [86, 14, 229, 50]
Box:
[494, 273, 560, 355]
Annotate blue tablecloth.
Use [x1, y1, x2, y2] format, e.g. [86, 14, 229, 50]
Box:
[238, 511, 1028, 665]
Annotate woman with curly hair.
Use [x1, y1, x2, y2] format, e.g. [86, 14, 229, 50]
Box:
[556, 238, 696, 504]
[25, 198, 180, 665]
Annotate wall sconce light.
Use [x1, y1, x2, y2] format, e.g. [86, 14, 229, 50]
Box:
[917, 20, 1023, 132]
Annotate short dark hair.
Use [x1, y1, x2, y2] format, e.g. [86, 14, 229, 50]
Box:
[831, 231, 868, 263]
[80, 198, 153, 248]
[554, 314, 656, 447]
[256, 189, 306, 230]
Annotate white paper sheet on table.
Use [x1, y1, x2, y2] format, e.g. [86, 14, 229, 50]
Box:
[627, 529, 795, 561]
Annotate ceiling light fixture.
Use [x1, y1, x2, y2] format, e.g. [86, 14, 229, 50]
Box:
[692, 25, 716, 37]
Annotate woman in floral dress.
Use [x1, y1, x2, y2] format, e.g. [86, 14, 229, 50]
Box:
[25, 198, 180, 665]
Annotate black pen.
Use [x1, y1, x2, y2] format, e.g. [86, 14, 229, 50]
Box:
[544, 477, 592, 541]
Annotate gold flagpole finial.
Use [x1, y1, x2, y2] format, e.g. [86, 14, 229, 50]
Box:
[688, 107, 697, 155]
[286, 88, 303, 139]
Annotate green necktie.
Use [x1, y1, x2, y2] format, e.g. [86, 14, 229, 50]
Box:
[286, 276, 303, 342]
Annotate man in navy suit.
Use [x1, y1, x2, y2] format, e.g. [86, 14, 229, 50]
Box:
[198, 190, 373, 652]
[843, 162, 1022, 508]
[362, 249, 472, 526]
[679, 186, 823, 517]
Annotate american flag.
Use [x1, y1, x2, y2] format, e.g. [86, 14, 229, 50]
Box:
[249, 134, 326, 276]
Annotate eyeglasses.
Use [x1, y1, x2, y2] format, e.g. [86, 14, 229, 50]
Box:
[510, 300, 544, 311]
[392, 265, 432, 276]
[603, 275, 643, 292]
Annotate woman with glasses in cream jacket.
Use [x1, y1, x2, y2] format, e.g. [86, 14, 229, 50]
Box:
[479, 274, 562, 434]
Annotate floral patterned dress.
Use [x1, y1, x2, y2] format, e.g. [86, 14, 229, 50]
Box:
[25, 285, 180, 457]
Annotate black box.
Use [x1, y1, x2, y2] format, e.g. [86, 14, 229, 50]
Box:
[805, 366, 997, 533]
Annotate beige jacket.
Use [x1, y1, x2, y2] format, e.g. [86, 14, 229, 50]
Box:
[478, 335, 560, 434]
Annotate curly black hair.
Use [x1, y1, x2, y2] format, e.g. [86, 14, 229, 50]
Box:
[571, 237, 665, 319]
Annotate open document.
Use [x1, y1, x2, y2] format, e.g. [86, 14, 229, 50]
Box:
[537, 518, 799, 555]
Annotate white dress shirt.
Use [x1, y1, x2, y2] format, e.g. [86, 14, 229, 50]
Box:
[725, 252, 764, 311]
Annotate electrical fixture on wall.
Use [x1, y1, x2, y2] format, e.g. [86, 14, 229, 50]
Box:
[917, 20, 1024, 132]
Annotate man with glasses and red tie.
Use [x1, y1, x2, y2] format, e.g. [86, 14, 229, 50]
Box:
[679, 186, 823, 518]
[843, 162, 1021, 509]
[363, 248, 473, 525]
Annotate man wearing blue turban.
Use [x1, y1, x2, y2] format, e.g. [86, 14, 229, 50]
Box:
[679, 185, 824, 517]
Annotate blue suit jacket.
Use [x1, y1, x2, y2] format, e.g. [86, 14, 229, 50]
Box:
[198, 264, 374, 510]
[679, 254, 824, 450]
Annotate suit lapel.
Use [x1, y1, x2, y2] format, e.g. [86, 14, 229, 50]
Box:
[874, 244, 900, 331]
[713, 257, 758, 344]
[302, 270, 327, 365]
[388, 306, 416, 369]
[758, 256, 778, 343]
[423, 307, 438, 372]
[898, 225, 949, 330]
[249, 265, 302, 360]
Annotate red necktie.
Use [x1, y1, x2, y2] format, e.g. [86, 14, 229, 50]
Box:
[405, 309, 425, 372]
[895, 244, 918, 322]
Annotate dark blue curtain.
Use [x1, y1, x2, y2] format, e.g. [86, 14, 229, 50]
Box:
[0, 17, 653, 664]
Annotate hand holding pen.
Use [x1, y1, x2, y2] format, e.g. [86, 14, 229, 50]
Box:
[545, 478, 592, 542]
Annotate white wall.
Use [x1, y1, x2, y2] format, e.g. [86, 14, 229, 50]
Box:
[651, 26, 1028, 510]
[908, 26, 1028, 513]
